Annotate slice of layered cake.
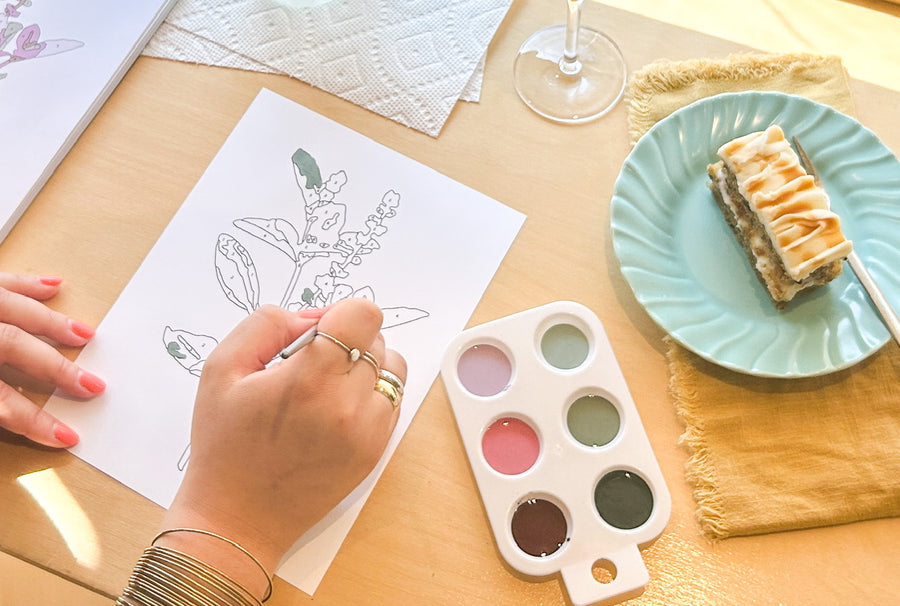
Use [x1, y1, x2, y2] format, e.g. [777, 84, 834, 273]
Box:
[707, 125, 853, 308]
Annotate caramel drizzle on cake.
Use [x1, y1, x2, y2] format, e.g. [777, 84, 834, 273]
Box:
[707, 125, 852, 306]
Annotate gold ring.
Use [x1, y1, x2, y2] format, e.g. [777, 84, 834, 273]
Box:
[377, 368, 404, 396]
[316, 331, 361, 362]
[374, 378, 402, 409]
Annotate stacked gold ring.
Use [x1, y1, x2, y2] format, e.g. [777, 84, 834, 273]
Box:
[360, 351, 379, 375]
[316, 331, 399, 407]
[317, 331, 361, 361]
[374, 369, 404, 409]
[317, 331, 378, 374]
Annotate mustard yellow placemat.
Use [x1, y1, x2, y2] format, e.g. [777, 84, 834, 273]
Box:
[627, 52, 855, 144]
[626, 52, 900, 539]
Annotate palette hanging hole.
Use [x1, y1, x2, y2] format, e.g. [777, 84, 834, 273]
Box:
[594, 470, 654, 530]
[567, 394, 621, 447]
[591, 559, 618, 584]
[510, 497, 570, 558]
[482, 417, 540, 475]
[457, 343, 512, 397]
[540, 322, 590, 370]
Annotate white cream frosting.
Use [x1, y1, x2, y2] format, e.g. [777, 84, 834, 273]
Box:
[717, 125, 852, 281]
[713, 164, 805, 300]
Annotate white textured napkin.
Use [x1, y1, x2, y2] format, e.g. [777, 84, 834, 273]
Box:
[142, 0, 513, 136]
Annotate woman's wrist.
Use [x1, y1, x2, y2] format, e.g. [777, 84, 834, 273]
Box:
[161, 466, 316, 575]
[117, 489, 285, 605]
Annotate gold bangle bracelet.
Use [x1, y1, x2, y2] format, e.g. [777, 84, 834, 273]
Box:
[118, 545, 262, 606]
[150, 546, 258, 606]
[152, 528, 273, 602]
[135, 555, 228, 606]
[130, 552, 234, 606]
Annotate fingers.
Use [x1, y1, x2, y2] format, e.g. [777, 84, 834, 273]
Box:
[206, 305, 322, 379]
[0, 323, 106, 398]
[380, 347, 408, 386]
[0, 285, 95, 348]
[0, 380, 80, 447]
[209, 299, 405, 429]
[347, 346, 405, 466]
[360, 332, 385, 379]
[284, 298, 404, 419]
[206, 299, 382, 383]
[0, 274, 101, 448]
[373, 347, 407, 419]
[0, 276, 101, 392]
[308, 298, 383, 374]
[0, 272, 64, 301]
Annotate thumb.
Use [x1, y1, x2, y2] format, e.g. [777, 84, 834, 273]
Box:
[206, 305, 323, 378]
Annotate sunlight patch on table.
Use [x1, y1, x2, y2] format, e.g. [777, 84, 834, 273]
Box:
[17, 468, 101, 569]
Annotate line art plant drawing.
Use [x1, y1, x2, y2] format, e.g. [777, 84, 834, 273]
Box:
[164, 147, 429, 471]
[1, 1, 83, 79]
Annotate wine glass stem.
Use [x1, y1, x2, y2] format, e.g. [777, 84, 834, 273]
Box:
[560, 0, 583, 76]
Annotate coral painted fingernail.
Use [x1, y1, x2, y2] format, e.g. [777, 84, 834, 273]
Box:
[70, 320, 96, 339]
[40, 276, 64, 286]
[78, 371, 106, 394]
[297, 307, 326, 319]
[53, 422, 79, 447]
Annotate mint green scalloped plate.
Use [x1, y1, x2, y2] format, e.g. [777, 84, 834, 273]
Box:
[610, 91, 900, 377]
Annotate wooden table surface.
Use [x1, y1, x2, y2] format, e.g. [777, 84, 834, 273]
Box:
[2, 1, 899, 604]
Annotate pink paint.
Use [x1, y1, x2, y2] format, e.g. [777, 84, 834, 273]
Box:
[482, 417, 540, 475]
[457, 344, 512, 397]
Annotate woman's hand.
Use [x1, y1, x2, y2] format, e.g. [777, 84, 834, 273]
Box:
[0, 273, 105, 447]
[158, 298, 406, 595]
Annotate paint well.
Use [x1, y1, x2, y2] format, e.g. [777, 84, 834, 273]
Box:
[482, 417, 540, 475]
[540, 323, 589, 370]
[567, 394, 620, 447]
[457, 344, 512, 397]
[510, 498, 569, 557]
[594, 470, 654, 529]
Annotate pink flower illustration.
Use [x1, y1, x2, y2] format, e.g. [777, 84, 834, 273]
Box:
[13, 23, 45, 60]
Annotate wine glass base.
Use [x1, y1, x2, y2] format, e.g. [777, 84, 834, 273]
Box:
[513, 24, 626, 124]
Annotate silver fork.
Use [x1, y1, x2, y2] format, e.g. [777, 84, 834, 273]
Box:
[792, 136, 900, 347]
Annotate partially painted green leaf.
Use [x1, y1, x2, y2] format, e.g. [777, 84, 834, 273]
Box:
[167, 341, 187, 360]
[163, 327, 218, 377]
[292, 148, 323, 190]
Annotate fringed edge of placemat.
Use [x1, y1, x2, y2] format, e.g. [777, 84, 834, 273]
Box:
[665, 337, 730, 540]
[625, 51, 843, 145]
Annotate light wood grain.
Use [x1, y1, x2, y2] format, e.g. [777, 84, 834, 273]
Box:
[2, 1, 899, 604]
[602, 0, 900, 90]
[0, 551, 111, 606]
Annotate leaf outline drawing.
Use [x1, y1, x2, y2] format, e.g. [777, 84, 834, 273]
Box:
[214, 234, 259, 314]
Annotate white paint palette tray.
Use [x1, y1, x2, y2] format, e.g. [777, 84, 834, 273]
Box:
[440, 301, 670, 606]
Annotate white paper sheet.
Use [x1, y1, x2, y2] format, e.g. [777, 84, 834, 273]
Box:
[44, 87, 524, 594]
[0, 0, 176, 243]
